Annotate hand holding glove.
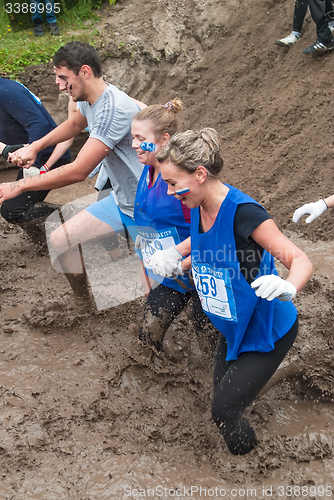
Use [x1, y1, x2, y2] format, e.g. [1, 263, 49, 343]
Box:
[150, 247, 183, 277]
[292, 199, 327, 224]
[251, 275, 297, 301]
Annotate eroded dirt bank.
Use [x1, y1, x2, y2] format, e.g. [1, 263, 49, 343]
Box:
[0, 0, 334, 497]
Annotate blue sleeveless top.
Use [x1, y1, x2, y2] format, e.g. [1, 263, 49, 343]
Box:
[134, 164, 193, 293]
[191, 184, 297, 360]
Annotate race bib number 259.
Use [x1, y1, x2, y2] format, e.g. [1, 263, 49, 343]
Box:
[192, 263, 237, 322]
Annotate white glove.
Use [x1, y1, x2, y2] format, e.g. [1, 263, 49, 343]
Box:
[251, 275, 297, 302]
[292, 199, 327, 224]
[150, 247, 183, 277]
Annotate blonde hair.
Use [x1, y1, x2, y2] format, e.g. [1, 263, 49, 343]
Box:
[133, 98, 183, 138]
[156, 128, 224, 177]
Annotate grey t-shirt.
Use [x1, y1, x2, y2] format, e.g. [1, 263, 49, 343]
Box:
[78, 84, 142, 218]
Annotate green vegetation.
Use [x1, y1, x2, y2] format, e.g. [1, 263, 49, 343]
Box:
[0, 0, 117, 77]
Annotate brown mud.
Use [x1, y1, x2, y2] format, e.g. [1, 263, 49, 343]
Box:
[1, 0, 334, 497]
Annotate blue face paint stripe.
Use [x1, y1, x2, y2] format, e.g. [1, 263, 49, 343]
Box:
[140, 142, 157, 152]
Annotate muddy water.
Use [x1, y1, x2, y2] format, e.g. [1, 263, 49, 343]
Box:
[288, 232, 334, 280]
[0, 169, 334, 498]
[2, 315, 332, 499]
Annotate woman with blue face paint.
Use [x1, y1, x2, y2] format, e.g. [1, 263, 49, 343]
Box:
[150, 128, 313, 455]
[131, 101, 218, 354]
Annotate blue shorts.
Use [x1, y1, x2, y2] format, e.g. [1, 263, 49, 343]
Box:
[85, 192, 137, 242]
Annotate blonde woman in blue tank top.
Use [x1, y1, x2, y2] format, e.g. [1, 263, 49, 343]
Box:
[150, 128, 313, 455]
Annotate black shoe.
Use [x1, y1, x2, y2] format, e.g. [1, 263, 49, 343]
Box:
[303, 39, 334, 54]
[48, 23, 60, 36]
[34, 24, 44, 37]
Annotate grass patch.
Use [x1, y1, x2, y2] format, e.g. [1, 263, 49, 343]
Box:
[0, 0, 117, 78]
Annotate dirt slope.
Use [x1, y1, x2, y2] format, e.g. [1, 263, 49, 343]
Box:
[18, 0, 334, 239]
[0, 0, 334, 497]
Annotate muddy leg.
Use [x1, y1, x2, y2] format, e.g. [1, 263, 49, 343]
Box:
[138, 284, 190, 353]
[17, 202, 61, 252]
[18, 219, 47, 247]
[49, 209, 117, 307]
[56, 243, 95, 308]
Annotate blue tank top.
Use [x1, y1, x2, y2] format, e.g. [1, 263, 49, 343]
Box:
[134, 164, 193, 293]
[191, 184, 297, 361]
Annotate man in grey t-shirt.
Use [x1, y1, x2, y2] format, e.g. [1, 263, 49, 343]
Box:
[78, 83, 142, 218]
[2, 41, 145, 304]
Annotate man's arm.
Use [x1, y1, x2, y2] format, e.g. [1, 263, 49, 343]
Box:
[41, 98, 80, 169]
[9, 109, 88, 168]
[0, 138, 110, 203]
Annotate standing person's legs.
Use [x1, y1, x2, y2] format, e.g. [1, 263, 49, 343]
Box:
[44, 0, 57, 24]
[30, 0, 44, 36]
[44, 0, 60, 35]
[30, 0, 43, 23]
[293, 0, 309, 32]
[211, 318, 298, 455]
[325, 0, 334, 26]
[308, 0, 333, 43]
[276, 0, 308, 45]
[30, 1, 58, 36]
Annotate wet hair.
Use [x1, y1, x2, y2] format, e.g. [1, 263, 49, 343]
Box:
[53, 41, 102, 78]
[132, 98, 183, 139]
[156, 128, 224, 177]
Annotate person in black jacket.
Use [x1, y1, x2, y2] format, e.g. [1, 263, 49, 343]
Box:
[0, 77, 71, 243]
